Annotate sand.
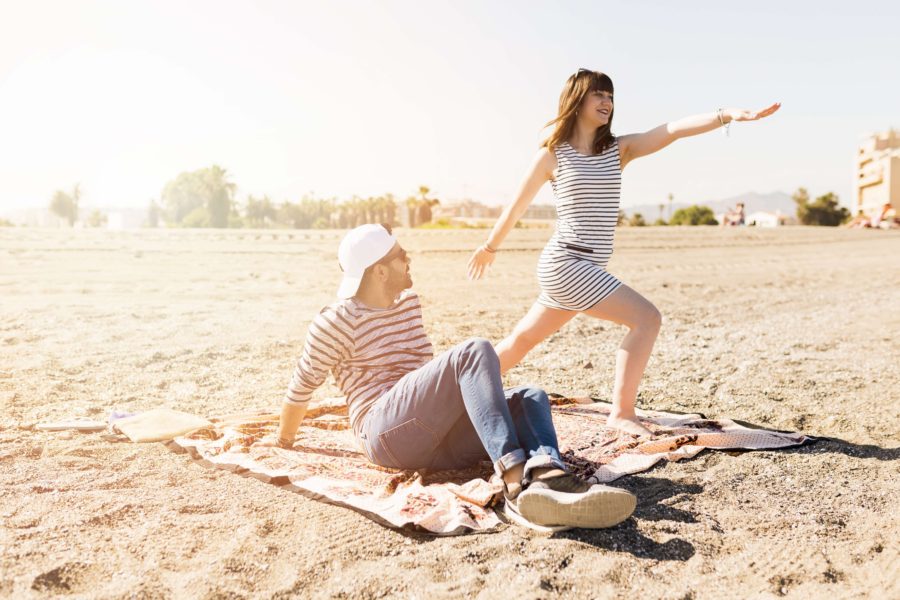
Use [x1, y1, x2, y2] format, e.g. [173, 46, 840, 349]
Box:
[1, 225, 898, 599]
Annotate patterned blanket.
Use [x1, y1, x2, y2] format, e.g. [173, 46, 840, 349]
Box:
[167, 396, 812, 535]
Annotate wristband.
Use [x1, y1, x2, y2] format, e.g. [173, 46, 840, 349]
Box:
[717, 108, 731, 137]
[482, 242, 497, 254]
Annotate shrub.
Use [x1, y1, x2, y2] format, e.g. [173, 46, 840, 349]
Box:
[670, 205, 717, 225]
[628, 213, 646, 227]
[794, 189, 850, 226]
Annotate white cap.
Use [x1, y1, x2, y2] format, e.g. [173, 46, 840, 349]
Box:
[336, 224, 397, 299]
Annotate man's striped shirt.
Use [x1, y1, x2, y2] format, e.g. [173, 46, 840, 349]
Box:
[284, 290, 433, 433]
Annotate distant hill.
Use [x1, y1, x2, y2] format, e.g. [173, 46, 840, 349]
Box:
[624, 191, 795, 219]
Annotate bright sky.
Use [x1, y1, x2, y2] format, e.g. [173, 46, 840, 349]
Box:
[1, 0, 898, 211]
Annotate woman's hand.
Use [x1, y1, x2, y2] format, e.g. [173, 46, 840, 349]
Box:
[727, 102, 781, 122]
[466, 245, 496, 280]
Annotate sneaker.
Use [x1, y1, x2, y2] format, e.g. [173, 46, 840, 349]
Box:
[515, 472, 636, 529]
[501, 483, 572, 533]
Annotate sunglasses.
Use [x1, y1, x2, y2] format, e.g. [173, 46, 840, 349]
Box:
[375, 246, 408, 266]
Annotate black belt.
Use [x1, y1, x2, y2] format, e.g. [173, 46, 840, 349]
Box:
[562, 243, 594, 254]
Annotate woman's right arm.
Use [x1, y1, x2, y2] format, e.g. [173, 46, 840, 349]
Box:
[466, 148, 555, 280]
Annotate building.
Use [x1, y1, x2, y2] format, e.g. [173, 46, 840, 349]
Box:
[431, 199, 501, 220]
[522, 203, 557, 220]
[854, 129, 900, 217]
[745, 210, 795, 227]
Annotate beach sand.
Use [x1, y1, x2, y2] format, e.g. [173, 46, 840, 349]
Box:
[1, 226, 898, 599]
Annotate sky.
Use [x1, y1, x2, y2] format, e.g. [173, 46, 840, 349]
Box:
[1, 0, 898, 212]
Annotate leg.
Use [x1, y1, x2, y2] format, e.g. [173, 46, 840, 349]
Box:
[361, 338, 525, 485]
[432, 386, 566, 478]
[505, 386, 563, 470]
[583, 284, 662, 436]
[495, 302, 576, 374]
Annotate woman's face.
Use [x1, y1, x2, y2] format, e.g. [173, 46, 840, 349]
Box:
[577, 89, 613, 126]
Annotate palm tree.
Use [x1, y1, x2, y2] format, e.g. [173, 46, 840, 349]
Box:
[49, 184, 81, 226]
[405, 197, 418, 228]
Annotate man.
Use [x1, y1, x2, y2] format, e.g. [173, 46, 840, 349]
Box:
[277, 223, 636, 528]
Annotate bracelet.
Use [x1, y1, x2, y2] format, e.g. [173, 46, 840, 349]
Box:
[717, 108, 731, 137]
[482, 242, 497, 253]
[277, 436, 294, 449]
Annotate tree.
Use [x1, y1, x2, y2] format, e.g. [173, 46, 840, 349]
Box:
[795, 190, 849, 226]
[416, 199, 438, 226]
[147, 200, 161, 228]
[792, 187, 810, 208]
[245, 195, 277, 228]
[49, 184, 81, 226]
[405, 197, 418, 227]
[628, 213, 647, 227]
[161, 165, 236, 227]
[87, 209, 107, 228]
[670, 204, 718, 225]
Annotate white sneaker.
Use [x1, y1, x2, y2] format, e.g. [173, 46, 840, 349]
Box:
[515, 473, 636, 529]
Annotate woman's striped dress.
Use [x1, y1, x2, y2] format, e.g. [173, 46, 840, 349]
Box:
[537, 139, 623, 311]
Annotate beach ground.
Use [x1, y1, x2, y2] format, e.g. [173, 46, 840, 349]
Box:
[1, 226, 898, 599]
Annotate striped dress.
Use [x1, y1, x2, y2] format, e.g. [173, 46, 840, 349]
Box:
[284, 290, 434, 435]
[537, 139, 623, 311]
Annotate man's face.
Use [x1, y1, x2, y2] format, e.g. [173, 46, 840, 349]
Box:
[378, 243, 413, 294]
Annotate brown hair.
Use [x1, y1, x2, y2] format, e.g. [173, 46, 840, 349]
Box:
[542, 69, 616, 155]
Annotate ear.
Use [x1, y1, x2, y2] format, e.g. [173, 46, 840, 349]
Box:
[372, 263, 389, 282]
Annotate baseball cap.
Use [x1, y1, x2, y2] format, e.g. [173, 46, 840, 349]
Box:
[337, 224, 397, 299]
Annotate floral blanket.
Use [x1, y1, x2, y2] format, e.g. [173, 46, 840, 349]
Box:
[167, 396, 812, 535]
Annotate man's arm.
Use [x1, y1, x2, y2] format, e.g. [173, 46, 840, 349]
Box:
[278, 310, 350, 446]
[277, 402, 307, 447]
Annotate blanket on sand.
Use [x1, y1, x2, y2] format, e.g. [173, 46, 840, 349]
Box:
[167, 396, 812, 535]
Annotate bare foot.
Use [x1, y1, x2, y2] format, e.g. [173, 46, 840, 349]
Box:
[606, 415, 652, 438]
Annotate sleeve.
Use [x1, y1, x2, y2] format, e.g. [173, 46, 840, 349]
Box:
[283, 309, 352, 406]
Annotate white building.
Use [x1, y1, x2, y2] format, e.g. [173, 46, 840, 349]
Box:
[745, 210, 795, 227]
[855, 129, 900, 217]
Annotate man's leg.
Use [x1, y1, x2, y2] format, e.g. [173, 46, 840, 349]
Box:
[361, 337, 525, 479]
[505, 386, 567, 479]
[429, 386, 567, 475]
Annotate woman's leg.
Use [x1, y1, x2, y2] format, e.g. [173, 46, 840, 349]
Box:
[495, 302, 577, 374]
[583, 284, 662, 436]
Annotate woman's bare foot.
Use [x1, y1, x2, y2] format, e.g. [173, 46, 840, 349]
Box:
[606, 414, 652, 437]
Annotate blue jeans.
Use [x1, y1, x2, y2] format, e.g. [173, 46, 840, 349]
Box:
[358, 338, 566, 479]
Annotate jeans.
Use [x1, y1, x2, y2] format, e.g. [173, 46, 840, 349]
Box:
[358, 337, 566, 479]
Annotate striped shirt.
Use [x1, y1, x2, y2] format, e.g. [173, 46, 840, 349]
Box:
[284, 290, 433, 433]
[536, 139, 623, 311]
[550, 139, 621, 263]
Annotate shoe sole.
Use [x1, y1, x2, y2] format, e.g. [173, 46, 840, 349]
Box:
[515, 486, 636, 529]
[500, 501, 573, 533]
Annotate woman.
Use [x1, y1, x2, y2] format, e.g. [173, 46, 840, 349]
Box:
[467, 69, 779, 436]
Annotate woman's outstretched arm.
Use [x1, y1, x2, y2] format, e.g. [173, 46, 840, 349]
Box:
[618, 102, 781, 168]
[466, 147, 555, 280]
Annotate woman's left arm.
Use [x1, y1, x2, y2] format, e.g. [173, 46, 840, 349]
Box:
[619, 102, 781, 169]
